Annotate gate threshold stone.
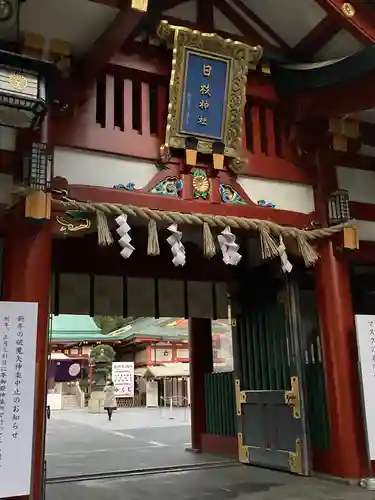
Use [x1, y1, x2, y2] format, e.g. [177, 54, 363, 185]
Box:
[46, 459, 239, 484]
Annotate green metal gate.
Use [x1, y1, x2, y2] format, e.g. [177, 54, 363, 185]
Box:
[231, 264, 309, 475]
[205, 371, 236, 437]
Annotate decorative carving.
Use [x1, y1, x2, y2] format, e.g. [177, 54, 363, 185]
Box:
[257, 199, 276, 208]
[192, 169, 210, 199]
[159, 144, 171, 163]
[56, 212, 91, 234]
[229, 156, 248, 175]
[341, 2, 355, 17]
[220, 184, 247, 204]
[8, 73, 28, 90]
[114, 183, 136, 190]
[156, 144, 172, 170]
[149, 176, 182, 196]
[157, 21, 262, 163]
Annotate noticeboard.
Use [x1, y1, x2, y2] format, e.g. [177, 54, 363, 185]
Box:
[354, 314, 375, 460]
[112, 362, 134, 398]
[0, 302, 38, 499]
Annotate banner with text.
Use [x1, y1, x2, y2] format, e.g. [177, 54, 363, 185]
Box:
[0, 302, 38, 499]
[112, 362, 134, 398]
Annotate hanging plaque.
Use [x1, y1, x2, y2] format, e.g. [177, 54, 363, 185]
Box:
[157, 21, 263, 171]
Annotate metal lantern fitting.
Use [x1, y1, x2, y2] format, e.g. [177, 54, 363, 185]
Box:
[22, 142, 52, 190]
[0, 50, 58, 129]
[328, 189, 350, 225]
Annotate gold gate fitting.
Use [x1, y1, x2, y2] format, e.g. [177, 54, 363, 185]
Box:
[237, 432, 250, 464]
[288, 438, 303, 475]
[284, 376, 301, 419]
[235, 379, 246, 416]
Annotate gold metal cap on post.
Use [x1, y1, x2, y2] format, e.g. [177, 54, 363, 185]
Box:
[332, 135, 347, 152]
[185, 137, 198, 167]
[342, 227, 359, 251]
[212, 141, 225, 170]
[131, 0, 148, 12]
[25, 191, 52, 220]
[329, 116, 359, 152]
[22, 32, 45, 59]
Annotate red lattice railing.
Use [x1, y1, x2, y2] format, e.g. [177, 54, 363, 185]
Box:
[51, 69, 307, 182]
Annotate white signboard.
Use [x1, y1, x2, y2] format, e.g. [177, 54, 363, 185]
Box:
[355, 314, 375, 460]
[112, 362, 134, 398]
[0, 302, 38, 499]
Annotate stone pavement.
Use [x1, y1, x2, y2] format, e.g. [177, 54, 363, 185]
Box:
[46, 463, 375, 500]
[48, 406, 191, 430]
[46, 407, 227, 478]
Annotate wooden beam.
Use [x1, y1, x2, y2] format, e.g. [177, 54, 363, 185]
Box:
[65, 184, 317, 228]
[162, 0, 189, 10]
[197, 0, 214, 32]
[314, 0, 375, 44]
[293, 70, 375, 119]
[228, 0, 291, 53]
[212, 0, 281, 53]
[91, 0, 184, 7]
[351, 0, 375, 38]
[350, 201, 375, 222]
[332, 151, 375, 171]
[360, 121, 375, 147]
[58, 0, 147, 107]
[293, 16, 340, 58]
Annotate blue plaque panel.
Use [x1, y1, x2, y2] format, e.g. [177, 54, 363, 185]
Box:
[179, 50, 230, 141]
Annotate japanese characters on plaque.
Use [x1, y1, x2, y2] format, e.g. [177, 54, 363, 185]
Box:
[354, 315, 375, 460]
[179, 51, 230, 142]
[0, 302, 38, 499]
[112, 362, 134, 398]
[157, 21, 263, 168]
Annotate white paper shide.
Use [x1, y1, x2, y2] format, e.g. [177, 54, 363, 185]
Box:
[278, 235, 293, 273]
[166, 224, 186, 266]
[217, 227, 242, 266]
[355, 315, 375, 461]
[0, 302, 38, 499]
[112, 362, 134, 398]
[116, 214, 135, 259]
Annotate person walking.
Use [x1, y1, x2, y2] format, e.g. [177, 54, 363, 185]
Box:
[103, 381, 117, 421]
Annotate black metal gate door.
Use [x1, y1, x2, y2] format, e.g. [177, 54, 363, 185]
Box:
[231, 267, 309, 475]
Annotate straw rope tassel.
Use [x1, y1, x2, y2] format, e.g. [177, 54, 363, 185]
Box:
[259, 226, 279, 260]
[147, 219, 160, 256]
[96, 210, 114, 246]
[296, 234, 319, 267]
[203, 222, 216, 259]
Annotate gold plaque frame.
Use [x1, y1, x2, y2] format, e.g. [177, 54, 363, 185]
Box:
[157, 21, 263, 159]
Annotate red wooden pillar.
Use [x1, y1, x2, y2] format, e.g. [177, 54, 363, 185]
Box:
[3, 211, 52, 499]
[314, 240, 366, 478]
[188, 318, 213, 452]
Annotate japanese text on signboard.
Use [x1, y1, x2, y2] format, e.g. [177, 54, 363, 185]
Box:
[0, 303, 38, 499]
[179, 51, 230, 141]
[112, 362, 134, 398]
